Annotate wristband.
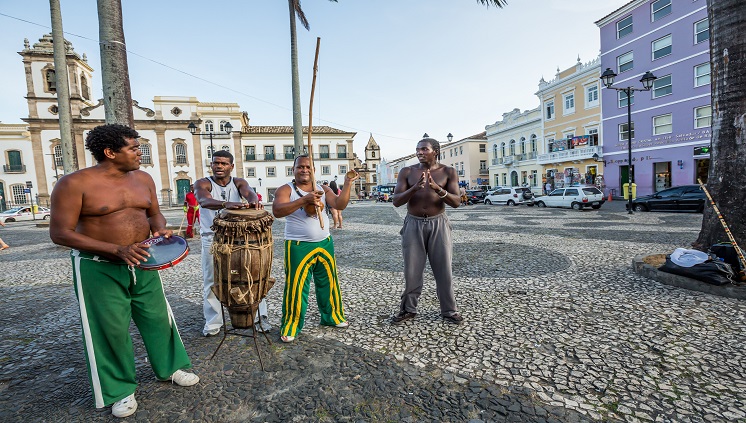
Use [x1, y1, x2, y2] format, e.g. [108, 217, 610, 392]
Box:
[438, 190, 448, 199]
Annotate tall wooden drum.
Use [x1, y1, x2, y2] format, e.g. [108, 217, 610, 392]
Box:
[210, 208, 275, 328]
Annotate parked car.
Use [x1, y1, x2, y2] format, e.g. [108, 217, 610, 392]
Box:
[0, 206, 51, 223]
[484, 187, 535, 206]
[464, 189, 486, 204]
[535, 186, 605, 210]
[627, 185, 706, 212]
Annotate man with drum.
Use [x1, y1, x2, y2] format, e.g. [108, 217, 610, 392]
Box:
[272, 155, 358, 343]
[390, 137, 463, 325]
[49, 124, 198, 418]
[194, 150, 267, 336]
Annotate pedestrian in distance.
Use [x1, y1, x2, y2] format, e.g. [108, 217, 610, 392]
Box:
[48, 124, 198, 419]
[183, 184, 200, 238]
[271, 155, 358, 343]
[194, 151, 269, 336]
[0, 220, 9, 250]
[391, 137, 463, 325]
[329, 180, 344, 228]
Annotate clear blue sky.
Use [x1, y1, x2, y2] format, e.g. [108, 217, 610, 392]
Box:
[0, 0, 629, 160]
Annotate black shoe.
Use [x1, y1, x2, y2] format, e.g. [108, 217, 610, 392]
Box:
[391, 311, 417, 325]
[443, 313, 464, 325]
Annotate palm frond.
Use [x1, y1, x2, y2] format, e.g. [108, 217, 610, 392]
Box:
[293, 0, 310, 30]
[477, 0, 507, 7]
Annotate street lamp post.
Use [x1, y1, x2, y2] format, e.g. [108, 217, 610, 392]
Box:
[188, 121, 233, 162]
[600, 68, 657, 215]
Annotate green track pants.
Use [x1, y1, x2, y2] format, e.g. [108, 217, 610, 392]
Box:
[281, 237, 346, 338]
[71, 250, 191, 408]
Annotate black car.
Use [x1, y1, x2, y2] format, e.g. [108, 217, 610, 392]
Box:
[627, 185, 706, 212]
[464, 189, 487, 204]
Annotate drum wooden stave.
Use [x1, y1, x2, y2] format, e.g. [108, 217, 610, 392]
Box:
[211, 208, 275, 328]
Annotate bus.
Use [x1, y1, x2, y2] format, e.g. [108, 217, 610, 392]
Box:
[373, 184, 396, 202]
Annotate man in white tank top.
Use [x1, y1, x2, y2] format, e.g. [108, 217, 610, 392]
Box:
[271, 156, 359, 343]
[194, 151, 264, 336]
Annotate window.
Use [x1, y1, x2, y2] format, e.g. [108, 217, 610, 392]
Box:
[11, 184, 26, 204]
[53, 144, 63, 167]
[221, 145, 230, 152]
[219, 120, 228, 132]
[652, 74, 672, 98]
[695, 18, 709, 44]
[6, 150, 23, 172]
[321, 165, 330, 175]
[618, 90, 634, 108]
[205, 120, 214, 132]
[449, 149, 453, 157]
[509, 140, 516, 155]
[339, 165, 347, 174]
[286, 166, 294, 176]
[492, 144, 498, 158]
[139, 143, 152, 165]
[695, 106, 711, 129]
[652, 34, 672, 60]
[588, 128, 599, 146]
[530, 135, 537, 152]
[337, 145, 347, 159]
[502, 173, 507, 186]
[695, 63, 710, 87]
[480, 160, 487, 170]
[371, 151, 376, 158]
[617, 15, 633, 39]
[264, 146, 275, 161]
[246, 167, 256, 177]
[586, 85, 599, 107]
[80, 75, 90, 100]
[284, 145, 294, 160]
[206, 146, 215, 159]
[175, 143, 187, 165]
[653, 114, 673, 135]
[500, 142, 506, 157]
[545, 100, 555, 120]
[245, 146, 256, 160]
[459, 146, 463, 154]
[266, 167, 276, 177]
[519, 137, 526, 155]
[531, 170, 538, 186]
[563, 93, 575, 114]
[617, 51, 633, 73]
[479, 144, 486, 153]
[651, 0, 671, 22]
[619, 122, 635, 141]
[547, 138, 554, 152]
[319, 145, 330, 159]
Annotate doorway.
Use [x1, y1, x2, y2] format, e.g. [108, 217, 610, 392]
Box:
[510, 171, 518, 187]
[176, 179, 191, 203]
[695, 158, 710, 183]
[620, 165, 635, 189]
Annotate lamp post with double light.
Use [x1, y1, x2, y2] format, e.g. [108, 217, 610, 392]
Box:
[600, 68, 657, 215]
[188, 121, 233, 163]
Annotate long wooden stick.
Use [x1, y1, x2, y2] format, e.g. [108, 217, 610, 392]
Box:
[697, 178, 746, 279]
[308, 37, 323, 229]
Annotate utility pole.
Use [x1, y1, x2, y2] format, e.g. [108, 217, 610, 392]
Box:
[49, 0, 79, 173]
[97, 0, 134, 127]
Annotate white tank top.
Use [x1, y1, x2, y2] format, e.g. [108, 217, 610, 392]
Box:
[284, 181, 330, 242]
[199, 177, 241, 236]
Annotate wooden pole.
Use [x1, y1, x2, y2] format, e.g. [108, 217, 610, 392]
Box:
[308, 37, 323, 229]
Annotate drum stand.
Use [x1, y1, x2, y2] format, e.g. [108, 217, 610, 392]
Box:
[209, 304, 272, 371]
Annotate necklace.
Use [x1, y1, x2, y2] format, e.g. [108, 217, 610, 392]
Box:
[292, 180, 322, 218]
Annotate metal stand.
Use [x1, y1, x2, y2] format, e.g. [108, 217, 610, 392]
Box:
[209, 304, 272, 371]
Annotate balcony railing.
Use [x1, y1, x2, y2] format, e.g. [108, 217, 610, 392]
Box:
[243, 153, 351, 161]
[245, 154, 256, 161]
[457, 170, 465, 176]
[337, 152, 347, 159]
[319, 153, 330, 159]
[479, 169, 489, 175]
[284, 153, 294, 160]
[503, 156, 514, 165]
[264, 154, 276, 161]
[537, 146, 602, 164]
[3, 164, 26, 173]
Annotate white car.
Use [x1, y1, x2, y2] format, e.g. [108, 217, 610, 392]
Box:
[535, 186, 605, 210]
[0, 206, 51, 223]
[484, 187, 535, 206]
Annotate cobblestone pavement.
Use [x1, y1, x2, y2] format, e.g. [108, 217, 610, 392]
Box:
[1, 202, 745, 422]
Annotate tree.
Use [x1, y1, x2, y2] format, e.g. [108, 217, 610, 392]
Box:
[695, 0, 746, 254]
[287, 0, 507, 157]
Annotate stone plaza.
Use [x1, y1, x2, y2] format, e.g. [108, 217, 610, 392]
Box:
[0, 201, 744, 422]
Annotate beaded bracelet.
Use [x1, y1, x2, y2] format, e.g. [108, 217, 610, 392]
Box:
[438, 190, 448, 198]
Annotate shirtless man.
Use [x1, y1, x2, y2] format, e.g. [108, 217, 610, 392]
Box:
[390, 138, 463, 325]
[49, 124, 198, 418]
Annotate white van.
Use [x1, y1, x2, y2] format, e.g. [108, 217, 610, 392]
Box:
[484, 187, 535, 206]
[535, 186, 605, 210]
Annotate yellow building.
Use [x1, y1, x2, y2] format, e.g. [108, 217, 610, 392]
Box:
[535, 57, 603, 192]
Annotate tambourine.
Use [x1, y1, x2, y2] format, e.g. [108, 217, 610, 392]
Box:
[137, 235, 189, 270]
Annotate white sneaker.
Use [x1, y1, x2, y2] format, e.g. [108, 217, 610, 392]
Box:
[335, 321, 349, 328]
[111, 393, 137, 418]
[167, 370, 199, 387]
[203, 328, 220, 337]
[255, 316, 272, 333]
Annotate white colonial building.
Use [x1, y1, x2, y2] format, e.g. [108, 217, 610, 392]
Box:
[485, 107, 543, 189]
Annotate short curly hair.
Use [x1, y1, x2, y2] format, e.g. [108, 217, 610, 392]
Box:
[85, 124, 140, 162]
[420, 138, 441, 158]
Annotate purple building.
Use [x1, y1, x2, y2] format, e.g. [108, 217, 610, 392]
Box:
[596, 0, 710, 197]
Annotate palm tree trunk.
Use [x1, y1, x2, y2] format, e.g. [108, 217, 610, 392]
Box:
[97, 0, 134, 127]
[695, 0, 746, 250]
[49, 0, 78, 172]
[288, 0, 304, 157]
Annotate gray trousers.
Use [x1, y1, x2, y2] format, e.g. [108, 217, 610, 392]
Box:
[399, 213, 458, 317]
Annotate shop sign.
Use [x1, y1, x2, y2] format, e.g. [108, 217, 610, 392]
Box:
[693, 146, 711, 156]
[571, 135, 590, 146]
[606, 155, 655, 165]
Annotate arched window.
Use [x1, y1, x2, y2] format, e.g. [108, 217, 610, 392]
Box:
[221, 145, 230, 152]
[205, 120, 214, 132]
[175, 143, 187, 165]
[45, 69, 56, 92]
[509, 140, 516, 156]
[207, 146, 215, 159]
[492, 144, 498, 157]
[139, 143, 152, 165]
[500, 142, 506, 157]
[80, 75, 90, 100]
[219, 120, 228, 132]
[530, 134, 537, 152]
[53, 144, 63, 167]
[520, 137, 526, 154]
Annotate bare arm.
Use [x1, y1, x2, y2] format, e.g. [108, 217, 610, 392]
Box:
[427, 167, 461, 209]
[272, 184, 322, 218]
[234, 178, 261, 209]
[392, 167, 425, 208]
[326, 171, 359, 210]
[142, 172, 170, 237]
